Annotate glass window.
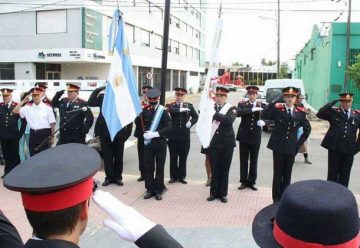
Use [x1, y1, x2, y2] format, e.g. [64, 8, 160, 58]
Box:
[173, 41, 179, 54]
[154, 34, 162, 50]
[172, 70, 179, 88]
[0, 63, 14, 80]
[125, 24, 135, 44]
[153, 68, 161, 89]
[180, 71, 187, 88]
[168, 39, 172, 53]
[138, 66, 152, 91]
[166, 69, 171, 91]
[179, 43, 187, 56]
[140, 29, 150, 47]
[37, 10, 67, 34]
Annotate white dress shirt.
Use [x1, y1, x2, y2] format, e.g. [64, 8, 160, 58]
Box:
[19, 102, 56, 130]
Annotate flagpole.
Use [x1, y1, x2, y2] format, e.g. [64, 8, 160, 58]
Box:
[160, 0, 171, 105]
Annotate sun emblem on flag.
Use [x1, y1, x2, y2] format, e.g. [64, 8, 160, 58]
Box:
[123, 48, 129, 55]
[115, 75, 123, 86]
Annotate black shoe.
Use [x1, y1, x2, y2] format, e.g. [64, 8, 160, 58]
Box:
[137, 175, 145, 181]
[102, 179, 111, 186]
[1, 175, 4, 179]
[168, 178, 176, 183]
[115, 179, 124, 186]
[155, 194, 162, 200]
[207, 195, 216, 201]
[220, 197, 228, 203]
[143, 192, 152, 199]
[179, 179, 187, 184]
[249, 185, 258, 191]
[238, 184, 247, 190]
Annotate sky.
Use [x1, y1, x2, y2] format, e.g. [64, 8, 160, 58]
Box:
[204, 0, 360, 68]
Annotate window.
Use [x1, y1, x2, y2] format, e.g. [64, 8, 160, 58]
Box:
[140, 29, 150, 47]
[125, 24, 135, 44]
[168, 39, 172, 53]
[153, 68, 161, 89]
[154, 34, 162, 50]
[151, 5, 163, 20]
[190, 71, 198, 76]
[166, 69, 171, 91]
[37, 10, 67, 34]
[179, 43, 187, 56]
[311, 48, 315, 61]
[173, 41, 179, 54]
[138, 67, 152, 92]
[194, 29, 199, 38]
[180, 71, 187, 88]
[173, 17, 180, 28]
[0, 63, 14, 80]
[172, 70, 179, 87]
[304, 55, 307, 65]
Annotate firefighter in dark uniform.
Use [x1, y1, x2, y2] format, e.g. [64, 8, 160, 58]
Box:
[236, 86, 267, 191]
[261, 87, 311, 202]
[3, 144, 182, 248]
[316, 93, 360, 187]
[134, 85, 153, 182]
[0, 89, 26, 178]
[88, 86, 133, 187]
[142, 89, 172, 201]
[52, 84, 94, 144]
[207, 87, 236, 203]
[166, 87, 198, 184]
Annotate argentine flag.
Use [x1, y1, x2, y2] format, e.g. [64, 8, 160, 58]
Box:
[102, 9, 141, 141]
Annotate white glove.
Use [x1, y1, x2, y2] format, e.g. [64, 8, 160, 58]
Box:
[93, 190, 156, 242]
[257, 120, 266, 127]
[179, 107, 190, 112]
[252, 107, 263, 112]
[143, 131, 160, 140]
[186, 121, 191, 128]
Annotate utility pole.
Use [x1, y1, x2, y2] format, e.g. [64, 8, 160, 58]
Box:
[160, 0, 171, 105]
[277, 0, 280, 78]
[344, 0, 352, 91]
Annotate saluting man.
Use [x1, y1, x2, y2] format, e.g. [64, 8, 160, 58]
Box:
[236, 85, 267, 191]
[0, 89, 26, 178]
[134, 85, 153, 182]
[34, 82, 52, 106]
[166, 87, 198, 184]
[261, 87, 311, 202]
[52, 83, 94, 144]
[316, 92, 360, 187]
[142, 89, 172, 201]
[88, 86, 133, 187]
[207, 86, 236, 203]
[13, 87, 56, 156]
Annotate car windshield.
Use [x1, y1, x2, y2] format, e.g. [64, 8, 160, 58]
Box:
[266, 88, 283, 103]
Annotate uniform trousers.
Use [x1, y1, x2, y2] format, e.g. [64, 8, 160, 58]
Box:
[272, 151, 295, 202]
[100, 135, 125, 182]
[1, 138, 20, 175]
[29, 128, 52, 157]
[168, 139, 190, 180]
[58, 133, 86, 145]
[209, 147, 234, 198]
[144, 143, 166, 194]
[327, 149, 354, 188]
[239, 142, 260, 186]
[137, 137, 145, 176]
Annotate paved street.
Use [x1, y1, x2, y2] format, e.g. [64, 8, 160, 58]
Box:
[1, 91, 360, 247]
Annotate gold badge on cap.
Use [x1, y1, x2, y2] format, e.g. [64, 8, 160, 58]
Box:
[346, 94, 351, 99]
[289, 88, 294, 94]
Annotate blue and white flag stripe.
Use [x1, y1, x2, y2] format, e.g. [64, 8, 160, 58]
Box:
[102, 9, 142, 141]
[144, 105, 165, 145]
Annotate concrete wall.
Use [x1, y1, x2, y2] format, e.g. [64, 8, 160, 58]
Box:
[15, 63, 36, 79]
[0, 9, 82, 50]
[61, 63, 110, 80]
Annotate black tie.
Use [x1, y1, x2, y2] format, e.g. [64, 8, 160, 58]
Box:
[287, 108, 292, 117]
[344, 110, 348, 119]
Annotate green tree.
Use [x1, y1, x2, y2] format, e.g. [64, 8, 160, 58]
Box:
[261, 58, 276, 66]
[278, 62, 289, 79]
[232, 61, 243, 66]
[347, 54, 360, 88]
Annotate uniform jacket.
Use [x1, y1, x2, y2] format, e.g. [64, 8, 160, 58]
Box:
[0, 101, 26, 139]
[262, 101, 311, 155]
[87, 88, 132, 140]
[236, 100, 266, 144]
[165, 101, 198, 141]
[209, 103, 237, 149]
[52, 91, 94, 137]
[142, 105, 172, 149]
[134, 100, 150, 139]
[316, 100, 360, 154]
[0, 211, 23, 248]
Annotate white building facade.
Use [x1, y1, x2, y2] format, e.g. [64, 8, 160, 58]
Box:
[0, 0, 206, 93]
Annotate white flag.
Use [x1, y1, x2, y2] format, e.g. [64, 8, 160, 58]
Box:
[196, 13, 223, 148]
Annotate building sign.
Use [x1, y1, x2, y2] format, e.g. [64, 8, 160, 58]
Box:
[37, 52, 62, 59]
[82, 8, 102, 50]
